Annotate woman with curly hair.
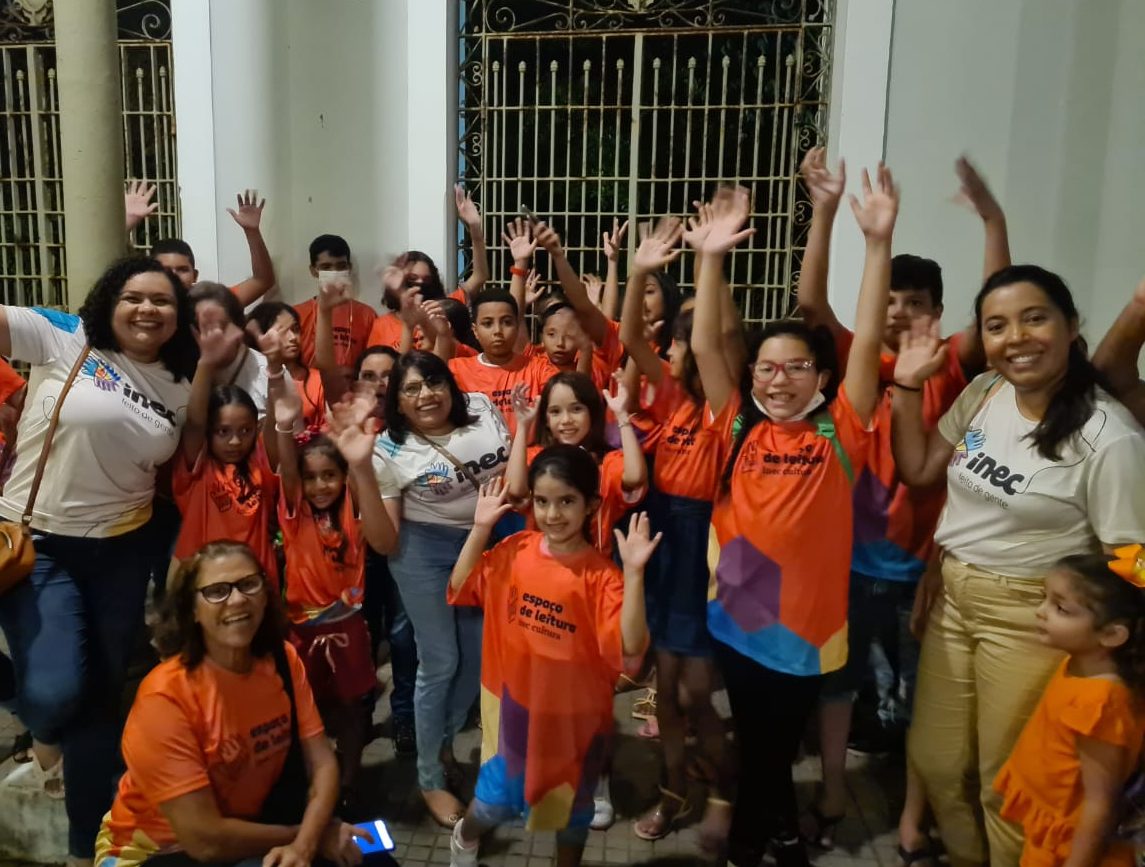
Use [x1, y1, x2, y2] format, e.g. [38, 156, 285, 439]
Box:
[0, 256, 202, 863]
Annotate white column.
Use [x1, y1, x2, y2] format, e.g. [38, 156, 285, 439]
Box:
[54, 0, 125, 311]
[824, 0, 894, 328]
[405, 0, 458, 288]
[170, 0, 218, 279]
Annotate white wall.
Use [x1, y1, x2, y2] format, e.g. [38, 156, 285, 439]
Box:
[882, 0, 1144, 346]
[171, 0, 454, 305]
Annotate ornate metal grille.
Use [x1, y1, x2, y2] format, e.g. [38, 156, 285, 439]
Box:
[0, 0, 177, 309]
[458, 0, 833, 327]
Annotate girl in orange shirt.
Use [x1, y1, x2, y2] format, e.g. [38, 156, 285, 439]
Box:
[266, 376, 398, 814]
[993, 550, 1145, 867]
[504, 371, 646, 556]
[248, 302, 326, 431]
[446, 446, 657, 867]
[172, 313, 277, 586]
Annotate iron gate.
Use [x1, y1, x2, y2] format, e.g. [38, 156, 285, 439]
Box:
[0, 0, 179, 309]
[458, 0, 834, 326]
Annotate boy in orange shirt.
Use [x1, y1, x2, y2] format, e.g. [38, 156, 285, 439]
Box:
[448, 289, 550, 435]
[293, 234, 377, 371]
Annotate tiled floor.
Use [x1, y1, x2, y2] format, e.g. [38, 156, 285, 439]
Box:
[0, 670, 906, 866]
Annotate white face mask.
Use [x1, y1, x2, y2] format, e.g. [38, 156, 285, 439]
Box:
[751, 389, 826, 422]
[316, 270, 352, 292]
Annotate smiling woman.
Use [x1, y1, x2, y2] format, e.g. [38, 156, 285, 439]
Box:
[0, 256, 203, 861]
[371, 350, 511, 829]
[891, 264, 1145, 865]
[94, 541, 364, 867]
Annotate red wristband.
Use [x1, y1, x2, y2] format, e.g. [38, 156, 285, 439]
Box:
[509, 266, 528, 277]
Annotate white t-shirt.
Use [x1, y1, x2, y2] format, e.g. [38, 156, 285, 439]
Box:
[934, 373, 1145, 578]
[372, 392, 510, 528]
[218, 346, 268, 413]
[0, 307, 191, 537]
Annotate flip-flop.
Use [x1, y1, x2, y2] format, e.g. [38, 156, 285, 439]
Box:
[632, 787, 693, 841]
[5, 731, 31, 764]
[800, 802, 845, 849]
[897, 842, 942, 865]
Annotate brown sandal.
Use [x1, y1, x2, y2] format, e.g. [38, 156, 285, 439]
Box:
[422, 788, 465, 829]
[632, 787, 692, 841]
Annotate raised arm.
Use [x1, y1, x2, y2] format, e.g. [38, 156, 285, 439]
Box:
[449, 478, 512, 593]
[794, 147, 846, 335]
[124, 181, 159, 235]
[269, 371, 303, 501]
[953, 157, 1009, 374]
[600, 218, 628, 320]
[327, 392, 399, 555]
[534, 221, 611, 346]
[604, 380, 646, 491]
[313, 278, 353, 402]
[182, 322, 244, 465]
[891, 322, 956, 486]
[613, 512, 660, 657]
[621, 218, 683, 384]
[501, 218, 537, 320]
[685, 199, 746, 375]
[691, 186, 755, 417]
[843, 165, 899, 426]
[226, 191, 276, 307]
[504, 384, 538, 502]
[456, 185, 489, 297]
[1093, 278, 1145, 425]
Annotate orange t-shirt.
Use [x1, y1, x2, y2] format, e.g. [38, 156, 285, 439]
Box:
[278, 482, 364, 623]
[293, 298, 377, 369]
[95, 644, 324, 867]
[449, 353, 550, 437]
[365, 312, 403, 351]
[994, 659, 1145, 866]
[525, 445, 644, 556]
[0, 358, 25, 450]
[172, 442, 279, 586]
[525, 343, 612, 391]
[294, 368, 327, 431]
[639, 364, 721, 502]
[835, 328, 968, 582]
[447, 531, 631, 830]
[706, 388, 872, 676]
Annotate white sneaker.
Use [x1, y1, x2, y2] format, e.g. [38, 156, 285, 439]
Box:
[450, 822, 479, 867]
[591, 795, 615, 830]
[1, 756, 64, 800]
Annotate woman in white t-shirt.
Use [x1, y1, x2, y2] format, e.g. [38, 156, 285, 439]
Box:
[891, 264, 1145, 867]
[0, 257, 202, 862]
[372, 350, 510, 828]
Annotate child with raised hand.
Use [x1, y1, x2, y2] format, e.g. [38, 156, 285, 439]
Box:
[505, 373, 646, 556]
[692, 175, 894, 867]
[249, 301, 327, 431]
[173, 318, 279, 585]
[445, 450, 658, 867]
[619, 210, 734, 848]
[266, 374, 398, 814]
[994, 550, 1145, 867]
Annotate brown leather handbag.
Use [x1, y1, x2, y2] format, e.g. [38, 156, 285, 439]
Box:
[0, 346, 89, 595]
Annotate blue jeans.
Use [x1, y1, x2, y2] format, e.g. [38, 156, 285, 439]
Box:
[387, 521, 482, 791]
[364, 551, 417, 725]
[0, 524, 155, 858]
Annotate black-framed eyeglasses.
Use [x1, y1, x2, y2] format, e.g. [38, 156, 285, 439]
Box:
[197, 572, 266, 604]
[398, 375, 449, 399]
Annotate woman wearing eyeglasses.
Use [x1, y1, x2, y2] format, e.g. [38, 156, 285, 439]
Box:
[370, 350, 511, 829]
[94, 541, 365, 867]
[688, 176, 895, 867]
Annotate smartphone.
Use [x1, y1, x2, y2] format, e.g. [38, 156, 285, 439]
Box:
[352, 818, 395, 854]
[519, 204, 540, 223]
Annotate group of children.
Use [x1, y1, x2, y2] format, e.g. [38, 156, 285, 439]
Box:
[43, 163, 1145, 867]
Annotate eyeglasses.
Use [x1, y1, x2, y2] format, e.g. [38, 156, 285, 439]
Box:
[751, 360, 816, 381]
[197, 572, 266, 604]
[398, 375, 449, 399]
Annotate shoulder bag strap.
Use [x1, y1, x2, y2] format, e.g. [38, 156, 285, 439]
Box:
[22, 345, 89, 526]
[413, 431, 481, 492]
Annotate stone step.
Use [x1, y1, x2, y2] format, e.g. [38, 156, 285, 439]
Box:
[0, 758, 68, 864]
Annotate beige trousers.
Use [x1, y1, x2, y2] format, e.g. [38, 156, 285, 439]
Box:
[907, 556, 1063, 867]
